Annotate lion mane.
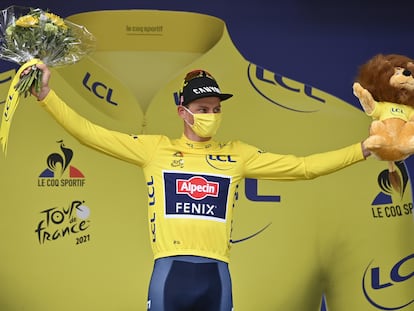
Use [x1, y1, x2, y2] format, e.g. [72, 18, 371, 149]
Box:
[355, 53, 414, 107]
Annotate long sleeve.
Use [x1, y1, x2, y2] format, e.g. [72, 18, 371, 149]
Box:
[39, 90, 159, 166]
[239, 141, 365, 180]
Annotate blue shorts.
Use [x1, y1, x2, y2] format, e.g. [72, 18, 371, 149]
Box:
[147, 256, 233, 311]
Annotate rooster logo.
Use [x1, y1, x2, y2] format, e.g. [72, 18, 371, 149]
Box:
[46, 140, 73, 177]
[39, 140, 84, 179]
[372, 161, 409, 204]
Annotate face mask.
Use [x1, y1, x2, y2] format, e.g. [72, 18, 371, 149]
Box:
[183, 107, 222, 138]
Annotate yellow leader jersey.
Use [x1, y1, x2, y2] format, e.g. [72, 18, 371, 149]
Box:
[40, 90, 365, 262]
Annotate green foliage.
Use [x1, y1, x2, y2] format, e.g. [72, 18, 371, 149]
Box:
[0, 6, 95, 95]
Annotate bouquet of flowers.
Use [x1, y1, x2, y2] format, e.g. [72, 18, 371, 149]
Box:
[0, 5, 96, 154]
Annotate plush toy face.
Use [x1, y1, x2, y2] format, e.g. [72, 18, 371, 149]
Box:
[390, 66, 414, 93]
[356, 54, 414, 107]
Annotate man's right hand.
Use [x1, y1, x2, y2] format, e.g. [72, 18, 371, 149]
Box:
[23, 63, 51, 101]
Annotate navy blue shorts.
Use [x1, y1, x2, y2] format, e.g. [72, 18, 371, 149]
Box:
[147, 256, 233, 311]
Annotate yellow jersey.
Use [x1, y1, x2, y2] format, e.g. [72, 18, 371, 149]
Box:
[41, 90, 365, 262]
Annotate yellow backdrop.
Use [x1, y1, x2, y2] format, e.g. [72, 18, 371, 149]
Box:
[0, 10, 413, 311]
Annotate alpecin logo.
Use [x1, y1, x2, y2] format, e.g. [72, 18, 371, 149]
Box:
[35, 200, 91, 245]
[37, 140, 85, 188]
[164, 172, 229, 221]
[176, 176, 219, 200]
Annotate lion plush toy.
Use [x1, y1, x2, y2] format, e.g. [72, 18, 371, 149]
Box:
[353, 53, 414, 192]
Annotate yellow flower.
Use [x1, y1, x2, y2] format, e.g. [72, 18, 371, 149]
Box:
[15, 15, 38, 27]
[45, 12, 66, 28]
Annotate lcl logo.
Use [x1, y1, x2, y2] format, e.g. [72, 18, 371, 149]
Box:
[82, 72, 118, 106]
[390, 107, 405, 114]
[363, 253, 414, 310]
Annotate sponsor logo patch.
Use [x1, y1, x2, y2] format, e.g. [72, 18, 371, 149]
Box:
[176, 176, 219, 200]
[164, 171, 230, 221]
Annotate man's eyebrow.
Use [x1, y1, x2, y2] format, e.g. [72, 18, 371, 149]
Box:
[196, 103, 220, 108]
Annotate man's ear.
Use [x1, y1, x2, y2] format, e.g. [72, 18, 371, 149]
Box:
[177, 105, 186, 120]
